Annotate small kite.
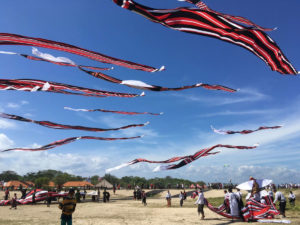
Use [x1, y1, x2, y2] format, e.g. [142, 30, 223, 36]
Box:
[0, 33, 164, 72]
[112, 0, 298, 74]
[0, 112, 149, 132]
[80, 67, 236, 92]
[1, 135, 142, 152]
[0, 79, 144, 98]
[64, 107, 163, 116]
[0, 48, 112, 71]
[106, 144, 258, 173]
[211, 125, 282, 135]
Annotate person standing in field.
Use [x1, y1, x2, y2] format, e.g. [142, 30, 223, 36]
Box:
[273, 188, 286, 218]
[141, 190, 147, 206]
[195, 188, 205, 220]
[59, 189, 76, 225]
[10, 193, 17, 210]
[166, 190, 171, 207]
[288, 191, 296, 207]
[179, 191, 184, 207]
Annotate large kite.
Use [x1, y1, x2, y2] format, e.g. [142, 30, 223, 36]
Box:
[0, 79, 144, 98]
[0, 112, 149, 132]
[106, 144, 258, 172]
[211, 125, 282, 135]
[0, 48, 113, 71]
[64, 107, 163, 116]
[1, 135, 142, 152]
[0, 33, 164, 72]
[112, 0, 298, 75]
[80, 67, 236, 92]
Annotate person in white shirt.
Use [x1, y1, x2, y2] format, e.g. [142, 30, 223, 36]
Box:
[166, 190, 171, 207]
[273, 188, 286, 218]
[259, 188, 269, 204]
[224, 190, 230, 213]
[195, 188, 205, 220]
[288, 191, 296, 207]
[228, 188, 239, 217]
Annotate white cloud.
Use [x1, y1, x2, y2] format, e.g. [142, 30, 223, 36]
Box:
[0, 151, 109, 176]
[0, 119, 16, 129]
[172, 87, 268, 106]
[0, 133, 14, 150]
[199, 109, 277, 117]
[6, 102, 20, 108]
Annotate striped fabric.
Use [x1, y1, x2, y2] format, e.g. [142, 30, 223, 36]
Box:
[106, 144, 258, 172]
[0, 33, 162, 72]
[1, 135, 142, 152]
[0, 112, 149, 132]
[0, 79, 143, 98]
[80, 67, 236, 92]
[113, 0, 298, 75]
[211, 125, 282, 135]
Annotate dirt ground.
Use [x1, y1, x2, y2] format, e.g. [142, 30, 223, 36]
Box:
[0, 189, 299, 225]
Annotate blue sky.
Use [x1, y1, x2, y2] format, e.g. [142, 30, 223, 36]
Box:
[0, 0, 299, 184]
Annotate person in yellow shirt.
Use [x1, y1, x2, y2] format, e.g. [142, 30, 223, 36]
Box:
[59, 189, 76, 225]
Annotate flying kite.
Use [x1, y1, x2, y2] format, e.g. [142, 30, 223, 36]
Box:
[1, 135, 142, 152]
[106, 144, 258, 172]
[0, 48, 113, 71]
[211, 125, 282, 135]
[112, 0, 298, 74]
[0, 33, 164, 72]
[80, 67, 236, 92]
[0, 79, 144, 98]
[64, 107, 163, 116]
[0, 112, 149, 132]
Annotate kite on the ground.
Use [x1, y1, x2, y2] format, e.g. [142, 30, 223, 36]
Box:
[0, 79, 144, 98]
[112, 0, 298, 75]
[106, 144, 258, 173]
[64, 107, 163, 116]
[1, 135, 142, 152]
[0, 48, 112, 71]
[0, 112, 149, 132]
[80, 67, 237, 92]
[0, 33, 164, 72]
[211, 125, 282, 135]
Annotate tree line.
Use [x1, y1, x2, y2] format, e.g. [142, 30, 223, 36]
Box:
[0, 170, 205, 189]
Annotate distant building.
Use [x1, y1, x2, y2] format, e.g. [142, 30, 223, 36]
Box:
[95, 178, 113, 189]
[63, 181, 93, 189]
[4, 180, 35, 190]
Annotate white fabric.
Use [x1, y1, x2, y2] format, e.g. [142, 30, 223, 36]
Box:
[245, 192, 251, 201]
[274, 191, 286, 203]
[237, 179, 273, 191]
[32, 47, 76, 65]
[0, 50, 18, 55]
[257, 220, 291, 224]
[64, 107, 88, 112]
[153, 165, 168, 172]
[289, 193, 295, 200]
[195, 192, 204, 204]
[229, 192, 240, 216]
[211, 125, 227, 135]
[105, 162, 132, 173]
[121, 80, 154, 88]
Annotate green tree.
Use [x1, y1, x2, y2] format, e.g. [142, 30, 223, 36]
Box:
[0, 170, 20, 181]
[35, 177, 50, 188]
[91, 175, 99, 185]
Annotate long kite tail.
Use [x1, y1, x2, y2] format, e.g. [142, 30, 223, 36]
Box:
[0, 49, 112, 71]
[106, 144, 258, 173]
[0, 112, 149, 132]
[79, 67, 236, 92]
[0, 33, 164, 72]
[1, 135, 142, 152]
[0, 79, 144, 98]
[64, 107, 163, 116]
[112, 0, 298, 75]
[211, 125, 282, 135]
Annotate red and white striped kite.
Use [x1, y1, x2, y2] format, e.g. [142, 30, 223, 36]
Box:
[80, 67, 237, 92]
[106, 144, 258, 172]
[64, 107, 163, 116]
[0, 79, 144, 98]
[112, 0, 298, 75]
[211, 125, 282, 135]
[0, 112, 149, 132]
[0, 33, 164, 72]
[1, 135, 143, 152]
